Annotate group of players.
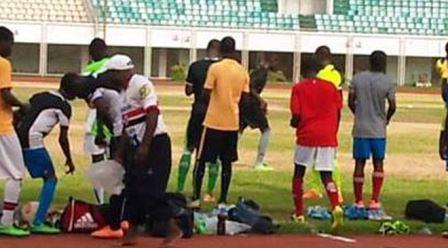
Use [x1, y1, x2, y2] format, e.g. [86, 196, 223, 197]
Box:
[0, 22, 404, 244]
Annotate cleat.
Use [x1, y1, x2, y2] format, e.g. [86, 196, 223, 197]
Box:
[0, 225, 30, 237]
[303, 189, 323, 199]
[368, 201, 392, 221]
[91, 226, 123, 239]
[368, 208, 392, 221]
[291, 214, 306, 224]
[331, 206, 344, 229]
[30, 224, 60, 234]
[203, 194, 216, 203]
[252, 163, 274, 171]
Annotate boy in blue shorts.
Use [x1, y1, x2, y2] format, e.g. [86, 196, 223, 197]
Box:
[348, 51, 396, 220]
[15, 75, 79, 233]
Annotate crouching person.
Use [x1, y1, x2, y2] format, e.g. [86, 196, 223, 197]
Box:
[92, 55, 181, 247]
[15, 75, 78, 234]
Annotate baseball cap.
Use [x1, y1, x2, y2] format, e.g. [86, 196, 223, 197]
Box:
[99, 54, 134, 73]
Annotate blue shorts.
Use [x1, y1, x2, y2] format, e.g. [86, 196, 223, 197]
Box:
[23, 148, 55, 178]
[353, 138, 386, 160]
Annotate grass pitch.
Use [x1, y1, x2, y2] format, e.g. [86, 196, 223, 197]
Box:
[3, 82, 448, 234]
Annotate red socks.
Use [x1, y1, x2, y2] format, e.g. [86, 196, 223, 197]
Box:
[324, 180, 340, 209]
[353, 176, 365, 205]
[292, 178, 303, 216]
[372, 171, 384, 204]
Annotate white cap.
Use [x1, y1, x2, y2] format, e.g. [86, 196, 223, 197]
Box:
[103, 54, 134, 71]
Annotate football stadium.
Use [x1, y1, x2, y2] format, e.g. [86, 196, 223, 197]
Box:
[1, 0, 448, 247]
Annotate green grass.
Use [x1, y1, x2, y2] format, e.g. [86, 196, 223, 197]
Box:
[3, 85, 448, 234]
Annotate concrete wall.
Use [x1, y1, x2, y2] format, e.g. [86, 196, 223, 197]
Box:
[299, 0, 326, 15]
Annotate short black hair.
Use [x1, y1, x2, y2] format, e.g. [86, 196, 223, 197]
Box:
[301, 56, 320, 75]
[206, 39, 220, 51]
[0, 26, 13, 43]
[369, 50, 387, 73]
[220, 36, 236, 55]
[60, 72, 80, 95]
[315, 46, 331, 55]
[89, 38, 108, 60]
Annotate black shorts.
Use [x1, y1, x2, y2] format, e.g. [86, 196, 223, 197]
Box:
[122, 133, 173, 224]
[240, 97, 269, 131]
[197, 127, 238, 164]
[186, 111, 206, 151]
[124, 133, 172, 198]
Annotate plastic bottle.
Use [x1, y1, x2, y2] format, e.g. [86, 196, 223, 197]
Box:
[217, 205, 227, 235]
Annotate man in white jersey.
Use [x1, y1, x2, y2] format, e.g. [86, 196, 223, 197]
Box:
[97, 55, 180, 246]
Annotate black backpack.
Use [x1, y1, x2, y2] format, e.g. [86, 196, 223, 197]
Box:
[228, 197, 278, 234]
[405, 199, 446, 223]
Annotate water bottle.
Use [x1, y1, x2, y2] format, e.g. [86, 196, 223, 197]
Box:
[217, 204, 227, 236]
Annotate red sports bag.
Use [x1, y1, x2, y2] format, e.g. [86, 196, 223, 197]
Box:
[60, 197, 107, 233]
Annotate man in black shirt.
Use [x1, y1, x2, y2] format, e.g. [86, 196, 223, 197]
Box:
[240, 60, 273, 171]
[177, 39, 221, 203]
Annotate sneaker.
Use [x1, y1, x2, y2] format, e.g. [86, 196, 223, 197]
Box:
[30, 224, 60, 234]
[331, 206, 344, 229]
[0, 225, 30, 237]
[203, 194, 216, 203]
[345, 204, 368, 220]
[368, 208, 392, 221]
[91, 226, 123, 239]
[303, 189, 323, 199]
[253, 163, 274, 171]
[291, 214, 306, 224]
[188, 199, 201, 209]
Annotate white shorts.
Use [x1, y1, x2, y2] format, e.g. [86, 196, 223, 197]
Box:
[84, 109, 105, 156]
[0, 133, 26, 180]
[294, 146, 336, 172]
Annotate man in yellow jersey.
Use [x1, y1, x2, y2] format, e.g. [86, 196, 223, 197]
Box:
[304, 46, 344, 204]
[191, 37, 250, 208]
[437, 42, 448, 172]
[0, 26, 30, 237]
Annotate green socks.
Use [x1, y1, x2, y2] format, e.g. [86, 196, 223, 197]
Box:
[206, 161, 220, 195]
[177, 151, 192, 192]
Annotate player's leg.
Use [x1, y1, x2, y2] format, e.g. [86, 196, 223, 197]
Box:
[218, 131, 239, 204]
[333, 160, 344, 204]
[85, 111, 106, 204]
[91, 154, 105, 205]
[204, 160, 219, 202]
[0, 133, 29, 236]
[191, 128, 217, 208]
[24, 148, 60, 234]
[292, 164, 306, 222]
[353, 138, 370, 207]
[291, 146, 314, 222]
[254, 125, 272, 171]
[218, 160, 232, 204]
[316, 148, 343, 229]
[304, 168, 323, 199]
[177, 114, 197, 192]
[370, 138, 387, 208]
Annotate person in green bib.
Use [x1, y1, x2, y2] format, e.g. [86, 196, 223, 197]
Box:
[83, 38, 111, 204]
[303, 46, 344, 204]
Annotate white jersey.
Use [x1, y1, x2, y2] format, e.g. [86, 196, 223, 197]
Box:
[90, 88, 123, 137]
[120, 74, 167, 144]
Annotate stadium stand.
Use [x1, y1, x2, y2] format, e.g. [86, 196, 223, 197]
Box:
[314, 0, 448, 35]
[0, 0, 91, 22]
[90, 0, 299, 30]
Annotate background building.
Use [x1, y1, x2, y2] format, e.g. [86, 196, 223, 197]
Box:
[2, 0, 447, 86]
